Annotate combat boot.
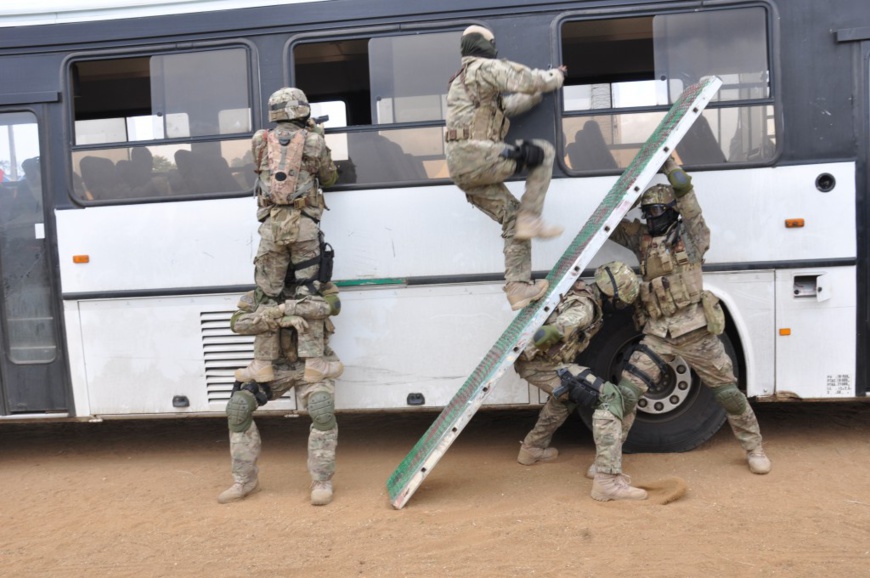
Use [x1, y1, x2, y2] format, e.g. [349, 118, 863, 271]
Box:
[311, 480, 333, 506]
[234, 359, 274, 383]
[505, 280, 549, 311]
[747, 447, 771, 474]
[304, 358, 344, 383]
[515, 212, 564, 240]
[217, 479, 261, 504]
[591, 473, 647, 502]
[585, 462, 597, 479]
[517, 443, 558, 465]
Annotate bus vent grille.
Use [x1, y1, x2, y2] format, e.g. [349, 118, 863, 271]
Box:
[201, 310, 253, 402]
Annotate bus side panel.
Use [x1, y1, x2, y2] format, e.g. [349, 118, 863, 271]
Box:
[330, 283, 531, 410]
[66, 286, 530, 417]
[704, 271, 776, 398]
[775, 266, 857, 398]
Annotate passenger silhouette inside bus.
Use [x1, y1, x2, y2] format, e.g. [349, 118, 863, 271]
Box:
[566, 120, 618, 171]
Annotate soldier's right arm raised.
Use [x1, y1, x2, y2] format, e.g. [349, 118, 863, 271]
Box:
[488, 59, 564, 95]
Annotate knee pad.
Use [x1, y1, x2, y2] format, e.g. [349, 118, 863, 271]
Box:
[308, 390, 336, 431]
[623, 343, 668, 389]
[226, 390, 257, 433]
[518, 141, 545, 168]
[617, 379, 644, 417]
[712, 383, 748, 415]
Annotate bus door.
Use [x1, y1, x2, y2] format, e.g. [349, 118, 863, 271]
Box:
[0, 109, 68, 415]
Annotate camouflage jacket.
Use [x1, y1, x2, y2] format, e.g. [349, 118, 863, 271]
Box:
[611, 187, 710, 338]
[252, 121, 338, 220]
[445, 56, 564, 144]
[521, 280, 603, 363]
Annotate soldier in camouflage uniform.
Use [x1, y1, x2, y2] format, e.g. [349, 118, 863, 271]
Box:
[607, 157, 771, 475]
[236, 87, 342, 386]
[219, 283, 342, 506]
[446, 25, 567, 311]
[515, 261, 648, 501]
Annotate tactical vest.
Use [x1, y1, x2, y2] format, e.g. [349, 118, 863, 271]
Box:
[446, 60, 509, 142]
[265, 126, 307, 205]
[637, 228, 704, 319]
[537, 282, 604, 364]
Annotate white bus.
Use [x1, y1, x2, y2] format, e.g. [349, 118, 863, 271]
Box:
[0, 0, 867, 452]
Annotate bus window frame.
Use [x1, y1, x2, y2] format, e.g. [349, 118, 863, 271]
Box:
[62, 39, 261, 207]
[284, 22, 480, 190]
[552, 2, 782, 177]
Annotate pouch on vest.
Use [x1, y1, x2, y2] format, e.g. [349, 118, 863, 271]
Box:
[702, 290, 726, 335]
[651, 276, 677, 317]
[267, 129, 306, 205]
[639, 282, 662, 319]
[668, 273, 692, 309]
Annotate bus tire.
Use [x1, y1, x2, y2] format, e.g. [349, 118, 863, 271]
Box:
[576, 307, 741, 453]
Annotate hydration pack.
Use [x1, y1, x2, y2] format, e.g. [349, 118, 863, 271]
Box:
[266, 128, 306, 205]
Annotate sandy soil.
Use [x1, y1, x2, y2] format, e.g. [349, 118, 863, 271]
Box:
[1, 402, 870, 577]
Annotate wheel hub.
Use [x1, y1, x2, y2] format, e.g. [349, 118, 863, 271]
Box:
[636, 356, 692, 415]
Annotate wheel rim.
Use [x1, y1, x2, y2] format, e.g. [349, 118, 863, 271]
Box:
[608, 337, 697, 418]
[636, 356, 692, 415]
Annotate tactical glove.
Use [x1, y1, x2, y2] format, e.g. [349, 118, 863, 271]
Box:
[279, 315, 309, 332]
[324, 294, 341, 316]
[533, 325, 563, 349]
[662, 158, 693, 197]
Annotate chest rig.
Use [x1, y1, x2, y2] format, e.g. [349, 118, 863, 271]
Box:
[445, 60, 508, 142]
[638, 224, 704, 319]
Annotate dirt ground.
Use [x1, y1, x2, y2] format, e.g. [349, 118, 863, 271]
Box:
[1, 402, 870, 577]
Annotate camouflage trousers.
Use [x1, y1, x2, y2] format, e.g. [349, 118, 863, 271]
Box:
[255, 205, 322, 299]
[252, 319, 327, 361]
[516, 358, 628, 473]
[227, 381, 337, 484]
[622, 328, 763, 451]
[449, 139, 555, 283]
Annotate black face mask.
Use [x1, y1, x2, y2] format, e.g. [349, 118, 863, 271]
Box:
[642, 204, 679, 236]
[461, 33, 498, 59]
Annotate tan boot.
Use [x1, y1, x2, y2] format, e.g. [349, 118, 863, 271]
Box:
[217, 479, 260, 504]
[517, 443, 558, 465]
[505, 280, 549, 311]
[304, 358, 344, 383]
[585, 462, 597, 479]
[747, 447, 771, 474]
[311, 480, 333, 506]
[515, 212, 564, 240]
[591, 473, 647, 502]
[234, 359, 274, 383]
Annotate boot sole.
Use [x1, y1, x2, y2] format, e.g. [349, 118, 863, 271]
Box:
[515, 227, 564, 241]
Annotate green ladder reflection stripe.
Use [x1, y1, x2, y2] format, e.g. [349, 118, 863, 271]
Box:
[386, 76, 723, 509]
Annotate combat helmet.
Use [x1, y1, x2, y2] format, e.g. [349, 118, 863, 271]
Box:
[461, 25, 498, 58]
[640, 183, 679, 236]
[268, 87, 311, 122]
[640, 183, 676, 207]
[594, 261, 639, 308]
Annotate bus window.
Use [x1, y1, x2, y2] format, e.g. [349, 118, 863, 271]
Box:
[560, 7, 775, 172]
[69, 48, 253, 201]
[292, 31, 460, 186]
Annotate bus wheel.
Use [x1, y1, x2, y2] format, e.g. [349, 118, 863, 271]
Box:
[576, 307, 739, 453]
